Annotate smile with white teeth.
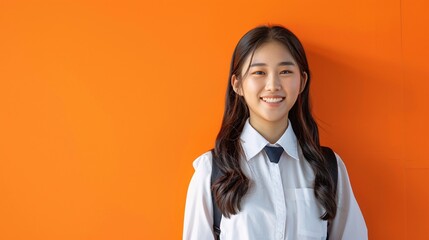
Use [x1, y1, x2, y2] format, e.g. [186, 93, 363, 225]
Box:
[261, 97, 284, 103]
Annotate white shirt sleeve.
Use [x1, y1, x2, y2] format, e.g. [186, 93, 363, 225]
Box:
[329, 153, 368, 240]
[183, 152, 215, 240]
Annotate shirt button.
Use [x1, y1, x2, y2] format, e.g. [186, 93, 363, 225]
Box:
[277, 232, 283, 239]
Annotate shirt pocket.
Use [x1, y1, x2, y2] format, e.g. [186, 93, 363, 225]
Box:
[294, 188, 327, 239]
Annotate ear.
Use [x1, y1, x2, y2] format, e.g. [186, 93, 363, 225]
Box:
[231, 74, 243, 96]
[300, 71, 308, 94]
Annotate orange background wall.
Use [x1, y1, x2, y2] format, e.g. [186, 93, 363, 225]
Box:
[1, 0, 428, 239]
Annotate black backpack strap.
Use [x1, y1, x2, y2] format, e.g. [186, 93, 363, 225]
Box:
[321, 146, 338, 195]
[210, 149, 222, 240]
[321, 146, 338, 240]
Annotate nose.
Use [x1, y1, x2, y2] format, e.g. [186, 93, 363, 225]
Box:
[265, 73, 281, 91]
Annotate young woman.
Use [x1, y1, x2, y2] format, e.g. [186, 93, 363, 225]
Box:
[183, 25, 367, 240]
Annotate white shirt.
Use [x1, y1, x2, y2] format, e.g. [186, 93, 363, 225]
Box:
[183, 119, 368, 240]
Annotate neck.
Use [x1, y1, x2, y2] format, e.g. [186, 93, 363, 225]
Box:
[249, 117, 289, 144]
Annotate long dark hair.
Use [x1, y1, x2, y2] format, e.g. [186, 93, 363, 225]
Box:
[211, 25, 337, 220]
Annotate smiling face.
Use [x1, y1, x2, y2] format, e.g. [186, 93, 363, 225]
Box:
[232, 40, 307, 131]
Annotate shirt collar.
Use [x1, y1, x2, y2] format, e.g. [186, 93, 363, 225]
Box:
[240, 118, 299, 161]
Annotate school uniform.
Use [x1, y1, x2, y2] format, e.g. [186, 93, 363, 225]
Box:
[183, 119, 368, 240]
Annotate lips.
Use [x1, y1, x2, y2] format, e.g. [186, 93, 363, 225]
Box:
[260, 97, 285, 103]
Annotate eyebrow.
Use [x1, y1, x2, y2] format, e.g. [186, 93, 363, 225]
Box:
[250, 61, 296, 67]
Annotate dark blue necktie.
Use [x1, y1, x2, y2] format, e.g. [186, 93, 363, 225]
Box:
[264, 146, 284, 164]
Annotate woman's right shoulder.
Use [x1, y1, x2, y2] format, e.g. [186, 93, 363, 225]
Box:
[192, 150, 214, 171]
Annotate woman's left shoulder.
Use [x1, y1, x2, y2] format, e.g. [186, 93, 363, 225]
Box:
[330, 150, 357, 189]
[331, 151, 349, 173]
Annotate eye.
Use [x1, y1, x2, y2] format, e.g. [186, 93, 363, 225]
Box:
[280, 70, 293, 74]
[252, 71, 265, 75]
